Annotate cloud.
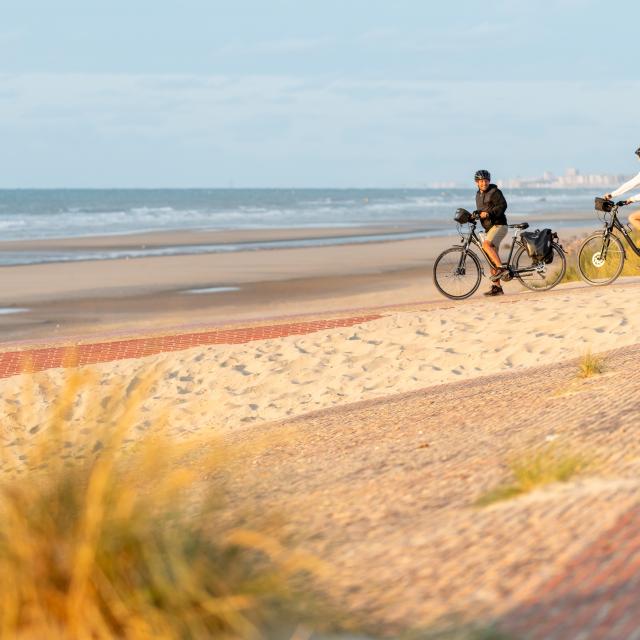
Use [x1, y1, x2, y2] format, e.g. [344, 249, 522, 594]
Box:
[356, 21, 516, 54]
[0, 72, 637, 186]
[217, 36, 333, 57]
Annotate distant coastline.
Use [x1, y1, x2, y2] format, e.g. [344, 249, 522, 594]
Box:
[431, 168, 633, 190]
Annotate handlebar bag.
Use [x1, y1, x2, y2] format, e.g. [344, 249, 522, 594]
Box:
[595, 197, 614, 213]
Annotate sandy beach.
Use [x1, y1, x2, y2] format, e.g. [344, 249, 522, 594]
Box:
[0, 222, 594, 342]
[3, 277, 639, 436]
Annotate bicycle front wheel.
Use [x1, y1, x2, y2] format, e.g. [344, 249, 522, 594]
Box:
[513, 243, 566, 291]
[433, 247, 482, 300]
[577, 233, 625, 285]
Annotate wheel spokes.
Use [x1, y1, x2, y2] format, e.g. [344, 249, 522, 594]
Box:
[579, 236, 624, 283]
[434, 249, 481, 299]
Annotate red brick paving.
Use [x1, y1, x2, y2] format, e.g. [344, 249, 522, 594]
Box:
[0, 313, 383, 379]
[502, 503, 640, 639]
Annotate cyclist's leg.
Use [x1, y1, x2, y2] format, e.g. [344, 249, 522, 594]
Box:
[483, 225, 507, 270]
[483, 225, 508, 292]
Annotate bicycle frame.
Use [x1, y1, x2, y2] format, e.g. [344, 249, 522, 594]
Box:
[599, 206, 640, 258]
[456, 221, 540, 276]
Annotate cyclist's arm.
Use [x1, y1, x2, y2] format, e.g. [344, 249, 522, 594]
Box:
[610, 171, 640, 199]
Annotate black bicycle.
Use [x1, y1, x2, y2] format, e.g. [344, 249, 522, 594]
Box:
[577, 200, 638, 285]
[433, 209, 566, 300]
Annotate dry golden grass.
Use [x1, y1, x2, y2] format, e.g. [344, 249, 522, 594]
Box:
[476, 445, 589, 507]
[577, 351, 605, 379]
[618, 228, 640, 276]
[0, 363, 329, 639]
[561, 263, 581, 283]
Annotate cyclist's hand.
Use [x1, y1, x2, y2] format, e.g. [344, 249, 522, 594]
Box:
[604, 193, 613, 201]
[480, 211, 489, 219]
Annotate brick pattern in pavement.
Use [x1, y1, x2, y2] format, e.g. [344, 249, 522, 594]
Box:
[502, 503, 640, 640]
[0, 314, 382, 379]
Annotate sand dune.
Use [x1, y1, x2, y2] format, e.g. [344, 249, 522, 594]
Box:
[2, 282, 640, 439]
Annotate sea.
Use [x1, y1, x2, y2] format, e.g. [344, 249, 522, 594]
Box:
[0, 188, 600, 267]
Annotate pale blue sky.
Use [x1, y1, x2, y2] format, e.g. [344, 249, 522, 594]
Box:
[1, 0, 638, 187]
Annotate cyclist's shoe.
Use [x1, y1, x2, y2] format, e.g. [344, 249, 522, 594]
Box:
[490, 267, 507, 282]
[483, 285, 504, 297]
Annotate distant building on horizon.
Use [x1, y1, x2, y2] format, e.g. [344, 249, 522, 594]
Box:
[499, 168, 631, 190]
[428, 168, 631, 190]
[429, 180, 459, 189]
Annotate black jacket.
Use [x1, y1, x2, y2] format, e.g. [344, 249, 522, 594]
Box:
[475, 184, 508, 230]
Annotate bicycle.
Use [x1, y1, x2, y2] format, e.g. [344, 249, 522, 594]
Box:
[433, 209, 567, 300]
[577, 200, 639, 286]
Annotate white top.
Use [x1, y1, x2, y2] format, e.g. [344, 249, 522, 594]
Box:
[610, 171, 640, 203]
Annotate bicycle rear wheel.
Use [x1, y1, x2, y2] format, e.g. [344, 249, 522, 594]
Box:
[433, 247, 482, 300]
[513, 243, 566, 291]
[577, 233, 625, 285]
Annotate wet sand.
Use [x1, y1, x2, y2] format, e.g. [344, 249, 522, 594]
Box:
[0, 224, 593, 342]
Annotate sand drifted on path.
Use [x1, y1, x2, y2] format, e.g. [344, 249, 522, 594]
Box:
[2, 283, 640, 436]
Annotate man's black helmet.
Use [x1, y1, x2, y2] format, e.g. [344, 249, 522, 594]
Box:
[474, 169, 491, 181]
[636, 147, 640, 158]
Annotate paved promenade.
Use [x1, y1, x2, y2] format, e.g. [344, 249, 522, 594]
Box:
[503, 502, 640, 639]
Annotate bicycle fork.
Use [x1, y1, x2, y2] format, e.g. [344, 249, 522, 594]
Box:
[456, 248, 469, 275]
[599, 233, 614, 260]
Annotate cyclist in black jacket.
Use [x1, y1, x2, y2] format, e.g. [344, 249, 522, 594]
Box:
[474, 169, 508, 296]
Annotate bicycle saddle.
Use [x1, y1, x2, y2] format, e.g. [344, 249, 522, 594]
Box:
[508, 222, 529, 229]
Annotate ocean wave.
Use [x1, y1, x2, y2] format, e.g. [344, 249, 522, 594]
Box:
[0, 188, 598, 241]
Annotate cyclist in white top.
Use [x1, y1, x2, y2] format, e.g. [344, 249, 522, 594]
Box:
[604, 147, 640, 231]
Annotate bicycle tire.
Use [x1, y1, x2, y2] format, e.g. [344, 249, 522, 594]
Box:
[433, 247, 482, 300]
[513, 243, 566, 291]
[577, 233, 625, 285]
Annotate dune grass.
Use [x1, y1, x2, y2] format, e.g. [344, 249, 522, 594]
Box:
[561, 263, 581, 283]
[0, 364, 328, 639]
[476, 445, 589, 507]
[577, 351, 605, 379]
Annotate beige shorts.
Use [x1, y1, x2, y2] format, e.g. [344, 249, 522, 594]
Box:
[485, 225, 508, 251]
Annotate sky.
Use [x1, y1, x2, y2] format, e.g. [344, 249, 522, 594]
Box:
[0, 0, 638, 187]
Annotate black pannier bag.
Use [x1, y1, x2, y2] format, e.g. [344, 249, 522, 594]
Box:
[595, 197, 614, 213]
[522, 228, 554, 263]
